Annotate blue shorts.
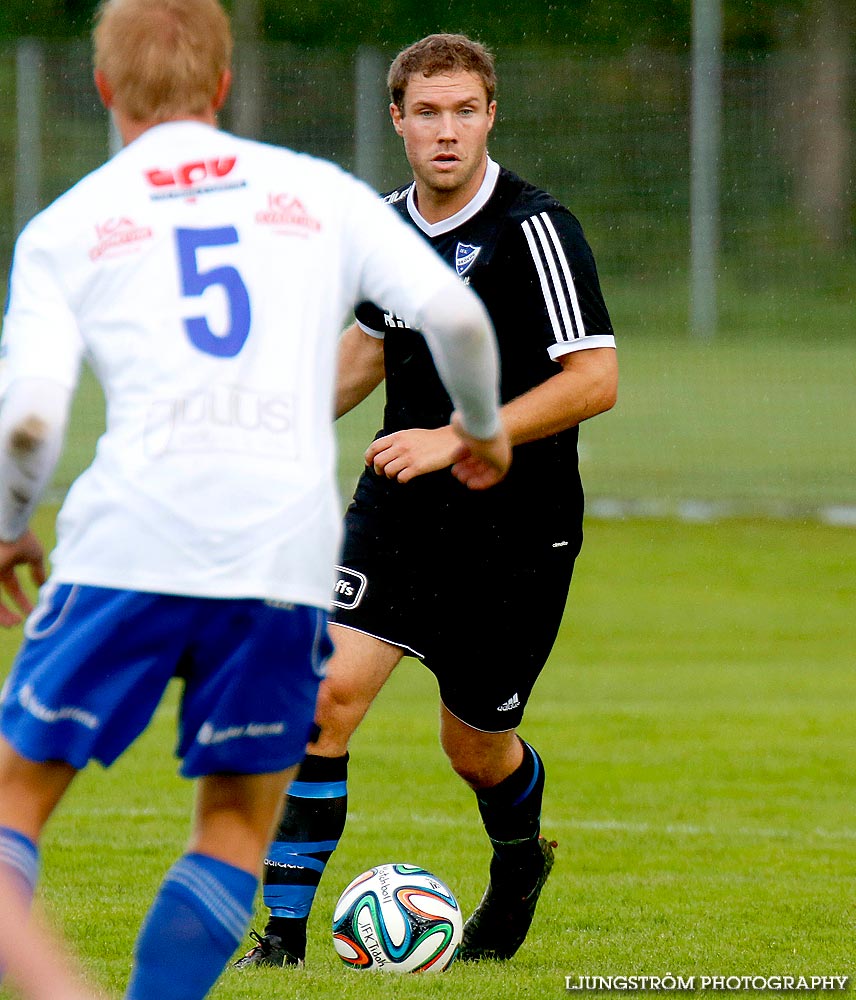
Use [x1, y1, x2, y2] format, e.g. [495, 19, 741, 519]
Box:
[0, 583, 332, 778]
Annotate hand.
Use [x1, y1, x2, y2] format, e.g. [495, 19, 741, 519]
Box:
[0, 529, 46, 627]
[365, 426, 461, 483]
[449, 413, 512, 490]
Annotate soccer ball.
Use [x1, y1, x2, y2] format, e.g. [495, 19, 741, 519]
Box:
[332, 863, 463, 973]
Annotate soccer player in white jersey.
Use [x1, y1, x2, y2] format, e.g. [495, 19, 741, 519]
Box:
[0, 4, 510, 998]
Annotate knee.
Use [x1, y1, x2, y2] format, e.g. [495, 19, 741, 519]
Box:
[442, 741, 501, 789]
[440, 730, 523, 791]
[310, 674, 369, 753]
[316, 671, 365, 720]
[449, 757, 489, 789]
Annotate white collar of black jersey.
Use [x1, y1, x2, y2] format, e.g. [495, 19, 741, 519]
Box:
[406, 157, 501, 238]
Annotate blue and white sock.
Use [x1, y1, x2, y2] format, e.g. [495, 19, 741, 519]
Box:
[0, 826, 39, 983]
[0, 825, 39, 899]
[125, 852, 256, 1000]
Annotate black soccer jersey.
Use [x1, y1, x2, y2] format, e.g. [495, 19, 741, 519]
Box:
[334, 161, 615, 703]
[354, 158, 615, 517]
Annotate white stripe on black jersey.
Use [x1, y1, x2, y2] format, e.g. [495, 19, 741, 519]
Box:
[521, 211, 586, 345]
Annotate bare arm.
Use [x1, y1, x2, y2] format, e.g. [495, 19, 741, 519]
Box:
[370, 283, 510, 489]
[335, 323, 386, 419]
[0, 377, 70, 626]
[340, 315, 511, 490]
[501, 346, 618, 446]
[0, 531, 45, 627]
[0, 378, 71, 542]
[366, 346, 617, 482]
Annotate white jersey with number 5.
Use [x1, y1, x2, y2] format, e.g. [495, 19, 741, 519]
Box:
[0, 121, 473, 608]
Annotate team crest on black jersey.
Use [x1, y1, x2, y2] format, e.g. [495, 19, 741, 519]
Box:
[455, 243, 482, 276]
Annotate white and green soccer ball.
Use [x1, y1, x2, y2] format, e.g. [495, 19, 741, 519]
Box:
[332, 863, 462, 973]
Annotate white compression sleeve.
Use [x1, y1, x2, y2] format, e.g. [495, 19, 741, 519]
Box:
[0, 378, 72, 542]
[414, 284, 501, 440]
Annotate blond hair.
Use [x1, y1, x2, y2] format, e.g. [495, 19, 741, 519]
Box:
[387, 33, 496, 112]
[93, 0, 232, 123]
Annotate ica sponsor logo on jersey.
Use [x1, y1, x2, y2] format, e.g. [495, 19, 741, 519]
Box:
[89, 217, 154, 261]
[455, 242, 482, 276]
[144, 156, 247, 200]
[331, 566, 368, 610]
[255, 193, 322, 235]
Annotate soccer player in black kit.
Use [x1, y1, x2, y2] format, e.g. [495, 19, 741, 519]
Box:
[235, 33, 618, 969]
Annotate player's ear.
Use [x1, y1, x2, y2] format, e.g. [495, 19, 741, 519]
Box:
[487, 100, 497, 133]
[213, 69, 232, 112]
[390, 103, 405, 136]
[94, 69, 114, 109]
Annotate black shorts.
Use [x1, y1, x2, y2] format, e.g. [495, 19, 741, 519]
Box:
[330, 468, 582, 732]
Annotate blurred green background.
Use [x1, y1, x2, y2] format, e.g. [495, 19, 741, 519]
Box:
[1, 1, 854, 518]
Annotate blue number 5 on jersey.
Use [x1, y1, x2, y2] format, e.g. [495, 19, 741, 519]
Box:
[176, 226, 251, 358]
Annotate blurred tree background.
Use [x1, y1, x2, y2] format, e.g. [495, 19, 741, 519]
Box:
[0, 0, 852, 513]
[2, 1, 851, 253]
[0, 0, 850, 54]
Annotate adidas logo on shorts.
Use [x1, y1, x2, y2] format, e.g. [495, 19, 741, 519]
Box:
[497, 692, 521, 712]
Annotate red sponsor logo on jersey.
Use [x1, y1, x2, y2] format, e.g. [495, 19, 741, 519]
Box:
[255, 193, 322, 234]
[89, 217, 154, 260]
[144, 157, 237, 189]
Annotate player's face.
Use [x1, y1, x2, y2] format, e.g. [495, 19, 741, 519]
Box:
[391, 71, 496, 213]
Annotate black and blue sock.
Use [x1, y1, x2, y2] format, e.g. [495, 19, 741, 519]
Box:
[261, 753, 348, 957]
[474, 740, 546, 887]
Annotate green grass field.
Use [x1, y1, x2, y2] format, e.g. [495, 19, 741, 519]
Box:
[3, 508, 854, 998]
